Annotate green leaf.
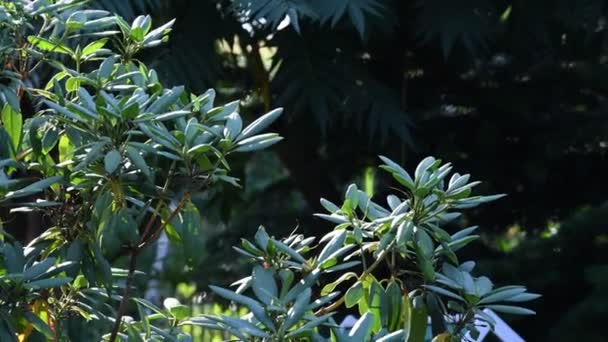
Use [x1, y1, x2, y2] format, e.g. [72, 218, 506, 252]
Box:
[272, 239, 306, 263]
[147, 86, 184, 114]
[284, 313, 334, 338]
[42, 127, 59, 155]
[133, 297, 165, 315]
[126, 146, 150, 178]
[478, 287, 527, 305]
[233, 136, 283, 152]
[405, 296, 428, 342]
[379, 155, 414, 190]
[396, 221, 414, 247]
[317, 229, 347, 263]
[377, 330, 405, 342]
[58, 135, 74, 163]
[283, 287, 311, 330]
[1, 104, 22, 151]
[345, 184, 359, 210]
[213, 316, 270, 338]
[483, 305, 536, 315]
[238, 108, 283, 140]
[223, 112, 243, 140]
[5, 176, 62, 199]
[252, 265, 278, 305]
[423, 285, 465, 301]
[321, 272, 357, 296]
[169, 304, 190, 321]
[23, 311, 54, 339]
[43, 100, 86, 123]
[73, 140, 108, 171]
[132, 15, 152, 35]
[349, 312, 374, 340]
[154, 110, 190, 122]
[186, 144, 211, 155]
[82, 38, 108, 56]
[99, 56, 115, 79]
[415, 228, 434, 257]
[209, 285, 262, 308]
[254, 226, 270, 251]
[26, 277, 72, 289]
[320, 198, 340, 213]
[345, 281, 364, 308]
[27, 36, 73, 55]
[23, 258, 56, 280]
[66, 11, 87, 31]
[385, 280, 403, 331]
[104, 149, 121, 174]
[209, 285, 276, 331]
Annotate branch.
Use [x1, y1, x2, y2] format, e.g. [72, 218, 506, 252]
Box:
[108, 192, 190, 342]
[314, 245, 393, 316]
[107, 247, 139, 342]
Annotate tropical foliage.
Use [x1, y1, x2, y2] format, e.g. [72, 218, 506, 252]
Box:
[0, 1, 282, 340]
[0, 1, 540, 341]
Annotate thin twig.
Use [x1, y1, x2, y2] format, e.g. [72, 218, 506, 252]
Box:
[108, 247, 139, 342]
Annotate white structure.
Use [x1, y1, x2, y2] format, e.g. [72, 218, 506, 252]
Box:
[466, 309, 524, 342]
[339, 309, 525, 341]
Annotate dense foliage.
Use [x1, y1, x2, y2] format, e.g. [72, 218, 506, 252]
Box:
[0, 1, 540, 341]
[86, 1, 607, 340]
[0, 1, 283, 340]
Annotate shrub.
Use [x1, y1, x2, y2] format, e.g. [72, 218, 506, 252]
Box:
[0, 1, 537, 341]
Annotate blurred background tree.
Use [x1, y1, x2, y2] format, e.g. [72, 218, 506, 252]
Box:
[18, 0, 608, 340]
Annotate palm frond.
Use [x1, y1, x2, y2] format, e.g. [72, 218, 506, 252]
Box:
[415, 0, 498, 59]
[272, 33, 411, 142]
[310, 0, 385, 37]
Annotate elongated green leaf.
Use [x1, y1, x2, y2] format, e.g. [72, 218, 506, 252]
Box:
[154, 110, 190, 121]
[5, 176, 62, 199]
[320, 198, 340, 213]
[209, 285, 262, 308]
[42, 128, 59, 155]
[321, 272, 357, 296]
[318, 230, 347, 263]
[283, 287, 311, 329]
[1, 105, 22, 151]
[43, 100, 86, 123]
[379, 155, 414, 189]
[478, 287, 527, 305]
[132, 297, 165, 315]
[272, 239, 306, 263]
[284, 313, 334, 338]
[233, 136, 283, 152]
[405, 296, 428, 342]
[23, 258, 56, 280]
[82, 38, 108, 56]
[484, 305, 536, 315]
[423, 285, 465, 301]
[126, 146, 150, 178]
[216, 316, 270, 338]
[23, 312, 54, 339]
[238, 108, 283, 140]
[349, 312, 374, 340]
[26, 277, 72, 289]
[377, 330, 405, 342]
[27, 36, 73, 55]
